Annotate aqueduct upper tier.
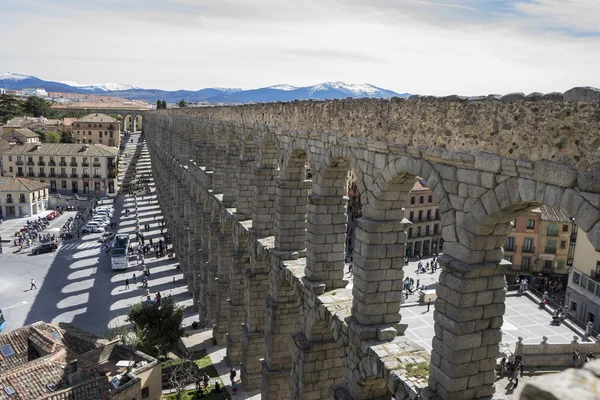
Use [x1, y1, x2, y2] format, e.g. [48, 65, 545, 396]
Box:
[143, 86, 600, 400]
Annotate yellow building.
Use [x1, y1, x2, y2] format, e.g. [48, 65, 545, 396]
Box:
[1, 143, 118, 196]
[536, 205, 573, 278]
[0, 176, 48, 218]
[72, 113, 121, 147]
[405, 179, 442, 258]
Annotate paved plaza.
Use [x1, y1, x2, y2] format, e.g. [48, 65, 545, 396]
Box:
[0, 133, 196, 336]
[403, 294, 586, 354]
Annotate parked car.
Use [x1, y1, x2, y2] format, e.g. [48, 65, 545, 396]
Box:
[32, 242, 58, 255]
[99, 232, 115, 242]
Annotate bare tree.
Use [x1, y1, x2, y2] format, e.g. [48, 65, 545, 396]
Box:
[166, 352, 199, 400]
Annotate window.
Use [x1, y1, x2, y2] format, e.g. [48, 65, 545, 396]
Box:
[557, 260, 565, 269]
[547, 223, 559, 236]
[504, 255, 513, 263]
[521, 256, 532, 270]
[571, 301, 577, 312]
[545, 240, 556, 254]
[410, 197, 415, 205]
[409, 211, 414, 221]
[505, 236, 515, 251]
[428, 195, 432, 203]
[418, 210, 423, 221]
[0, 344, 15, 357]
[408, 227, 413, 238]
[563, 224, 569, 232]
[526, 219, 535, 229]
[8, 156, 12, 161]
[435, 209, 440, 220]
[426, 209, 431, 220]
[61, 181, 67, 189]
[425, 225, 430, 235]
[99, 131, 102, 138]
[433, 223, 439, 234]
[9, 167, 12, 173]
[523, 237, 534, 252]
[142, 387, 150, 399]
[543, 260, 553, 270]
[94, 168, 100, 177]
[419, 196, 424, 204]
[417, 226, 422, 237]
[589, 312, 595, 324]
[573, 272, 581, 285]
[560, 240, 567, 249]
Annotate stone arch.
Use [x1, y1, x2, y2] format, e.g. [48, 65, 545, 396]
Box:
[256, 132, 281, 169]
[280, 137, 315, 181]
[252, 132, 282, 236]
[236, 127, 259, 219]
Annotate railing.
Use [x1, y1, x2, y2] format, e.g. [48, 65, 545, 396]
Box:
[522, 246, 535, 254]
[38, 172, 46, 177]
[505, 245, 517, 253]
[27, 161, 34, 166]
[71, 173, 78, 178]
[59, 173, 68, 178]
[6, 198, 13, 203]
[19, 198, 26, 203]
[82, 174, 90, 179]
[49, 173, 57, 177]
[59, 161, 67, 166]
[16, 172, 24, 177]
[82, 162, 90, 167]
[70, 162, 78, 167]
[93, 162, 101, 167]
[93, 174, 102, 179]
[49, 161, 56, 166]
[37, 161, 45, 166]
[27, 172, 35, 177]
[15, 160, 23, 166]
[544, 247, 557, 254]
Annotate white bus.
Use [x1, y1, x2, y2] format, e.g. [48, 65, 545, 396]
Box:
[111, 234, 130, 270]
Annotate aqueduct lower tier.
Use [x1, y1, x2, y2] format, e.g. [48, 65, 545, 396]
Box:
[144, 89, 600, 400]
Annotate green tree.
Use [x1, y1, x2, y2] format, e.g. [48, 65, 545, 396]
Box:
[35, 130, 47, 142]
[60, 131, 76, 143]
[0, 94, 24, 123]
[156, 99, 161, 109]
[127, 296, 185, 358]
[177, 99, 187, 108]
[23, 96, 51, 117]
[161, 100, 167, 109]
[46, 131, 61, 143]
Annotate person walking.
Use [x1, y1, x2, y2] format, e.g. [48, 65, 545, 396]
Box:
[125, 278, 129, 289]
[509, 364, 519, 388]
[133, 273, 137, 282]
[230, 366, 237, 384]
[572, 349, 580, 368]
[427, 299, 432, 312]
[30, 278, 37, 290]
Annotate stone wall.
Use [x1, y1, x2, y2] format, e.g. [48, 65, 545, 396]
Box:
[143, 89, 600, 400]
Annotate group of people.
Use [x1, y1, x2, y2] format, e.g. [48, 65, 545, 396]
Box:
[415, 257, 438, 274]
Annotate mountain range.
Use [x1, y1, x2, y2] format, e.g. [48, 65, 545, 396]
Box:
[0, 73, 409, 104]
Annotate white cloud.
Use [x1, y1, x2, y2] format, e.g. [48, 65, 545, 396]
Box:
[0, 0, 598, 95]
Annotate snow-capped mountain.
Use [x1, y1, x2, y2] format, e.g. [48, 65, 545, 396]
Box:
[59, 81, 138, 91]
[0, 72, 409, 103]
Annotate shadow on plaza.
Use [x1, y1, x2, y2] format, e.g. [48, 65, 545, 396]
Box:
[23, 134, 196, 337]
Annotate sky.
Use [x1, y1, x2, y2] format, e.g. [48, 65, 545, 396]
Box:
[0, 0, 599, 95]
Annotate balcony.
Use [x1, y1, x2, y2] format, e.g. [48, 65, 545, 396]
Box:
[6, 198, 13, 204]
[547, 230, 559, 237]
[70, 162, 78, 167]
[522, 246, 535, 254]
[15, 160, 23, 166]
[27, 172, 35, 177]
[16, 172, 24, 177]
[59, 173, 68, 178]
[82, 174, 90, 179]
[49, 161, 56, 166]
[71, 173, 78, 178]
[93, 174, 102, 179]
[27, 161, 34, 166]
[59, 161, 67, 166]
[49, 173, 57, 178]
[38, 172, 46, 178]
[544, 247, 557, 254]
[37, 161, 46, 166]
[505, 245, 517, 253]
[93, 162, 101, 167]
[19, 198, 26, 203]
[82, 162, 90, 167]
[590, 272, 600, 283]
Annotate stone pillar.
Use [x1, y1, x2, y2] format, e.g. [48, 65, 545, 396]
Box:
[261, 279, 299, 400]
[222, 146, 238, 207]
[305, 194, 348, 293]
[214, 218, 233, 345]
[241, 243, 269, 391]
[206, 212, 220, 328]
[274, 179, 310, 256]
[291, 332, 343, 400]
[198, 210, 211, 323]
[226, 229, 249, 366]
[235, 153, 256, 220]
[212, 128, 225, 194]
[351, 217, 410, 327]
[428, 255, 507, 400]
[252, 166, 279, 236]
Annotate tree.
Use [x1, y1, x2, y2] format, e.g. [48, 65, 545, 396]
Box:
[60, 131, 76, 143]
[23, 96, 51, 117]
[35, 130, 47, 143]
[46, 132, 61, 143]
[166, 353, 200, 400]
[161, 100, 167, 109]
[156, 99, 162, 109]
[127, 296, 185, 358]
[0, 94, 24, 123]
[178, 99, 187, 108]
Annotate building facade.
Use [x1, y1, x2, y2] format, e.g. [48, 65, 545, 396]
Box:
[503, 209, 542, 283]
[405, 179, 442, 258]
[1, 143, 118, 196]
[0, 176, 48, 218]
[72, 113, 121, 147]
[565, 229, 600, 333]
[536, 205, 573, 279]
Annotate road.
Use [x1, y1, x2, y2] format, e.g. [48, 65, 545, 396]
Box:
[0, 133, 196, 336]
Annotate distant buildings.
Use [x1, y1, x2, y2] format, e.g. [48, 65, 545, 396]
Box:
[1, 143, 118, 196]
[0, 176, 48, 218]
[0, 321, 161, 400]
[20, 88, 48, 97]
[404, 179, 442, 258]
[72, 113, 121, 147]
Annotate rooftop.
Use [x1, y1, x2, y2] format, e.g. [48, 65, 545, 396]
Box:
[2, 128, 40, 139]
[2, 143, 118, 157]
[75, 114, 118, 124]
[411, 178, 431, 193]
[0, 177, 48, 193]
[4, 117, 43, 128]
[539, 205, 571, 223]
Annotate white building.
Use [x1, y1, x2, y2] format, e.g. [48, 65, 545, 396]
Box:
[21, 88, 48, 97]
